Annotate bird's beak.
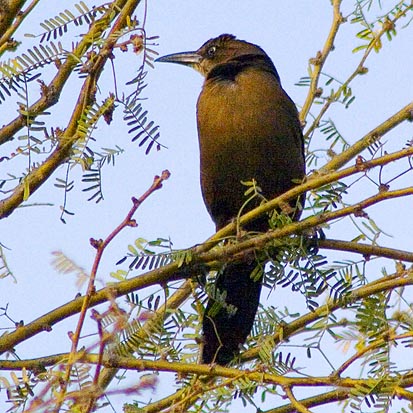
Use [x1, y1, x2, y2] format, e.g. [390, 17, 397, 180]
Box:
[155, 51, 202, 68]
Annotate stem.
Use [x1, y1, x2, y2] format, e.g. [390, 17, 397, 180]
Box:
[299, 0, 343, 124]
[55, 170, 169, 411]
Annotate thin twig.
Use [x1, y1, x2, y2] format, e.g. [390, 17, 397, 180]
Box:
[317, 238, 413, 262]
[283, 386, 313, 413]
[55, 170, 169, 411]
[0, 0, 41, 56]
[299, 0, 343, 124]
[335, 331, 413, 376]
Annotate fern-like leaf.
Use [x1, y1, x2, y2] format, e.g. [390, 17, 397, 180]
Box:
[51, 250, 89, 288]
[0, 245, 15, 281]
[123, 95, 163, 155]
[0, 42, 64, 104]
[25, 2, 111, 42]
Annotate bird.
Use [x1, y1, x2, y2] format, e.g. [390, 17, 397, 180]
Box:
[156, 34, 305, 365]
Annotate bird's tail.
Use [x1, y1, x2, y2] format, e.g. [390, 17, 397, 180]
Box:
[201, 260, 262, 365]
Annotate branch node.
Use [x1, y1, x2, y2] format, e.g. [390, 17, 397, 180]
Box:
[15, 320, 24, 329]
[90, 309, 100, 321]
[379, 183, 390, 192]
[309, 51, 323, 66]
[314, 87, 323, 97]
[357, 66, 368, 75]
[161, 169, 171, 180]
[355, 155, 368, 171]
[353, 208, 369, 219]
[90, 238, 103, 249]
[42, 324, 52, 332]
[128, 219, 138, 227]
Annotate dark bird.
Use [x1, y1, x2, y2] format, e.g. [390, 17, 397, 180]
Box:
[156, 34, 305, 364]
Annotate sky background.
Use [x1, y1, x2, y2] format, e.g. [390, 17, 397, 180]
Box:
[1, 1, 413, 412]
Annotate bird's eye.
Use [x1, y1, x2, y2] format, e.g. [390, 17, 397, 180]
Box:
[207, 46, 217, 58]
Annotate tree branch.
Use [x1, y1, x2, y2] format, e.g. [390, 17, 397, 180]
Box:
[317, 238, 413, 262]
[2, 148, 413, 355]
[263, 389, 348, 413]
[242, 267, 413, 362]
[0, 0, 142, 219]
[0, 0, 26, 39]
[321, 101, 413, 173]
[282, 386, 313, 413]
[299, 0, 343, 124]
[0, 0, 39, 56]
[56, 170, 169, 410]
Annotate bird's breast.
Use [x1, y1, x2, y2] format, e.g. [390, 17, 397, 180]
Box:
[196, 67, 304, 229]
[197, 68, 299, 149]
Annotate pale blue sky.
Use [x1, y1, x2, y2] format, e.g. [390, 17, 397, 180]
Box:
[1, 1, 413, 412]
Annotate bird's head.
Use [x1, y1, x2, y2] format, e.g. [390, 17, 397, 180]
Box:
[156, 34, 269, 78]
